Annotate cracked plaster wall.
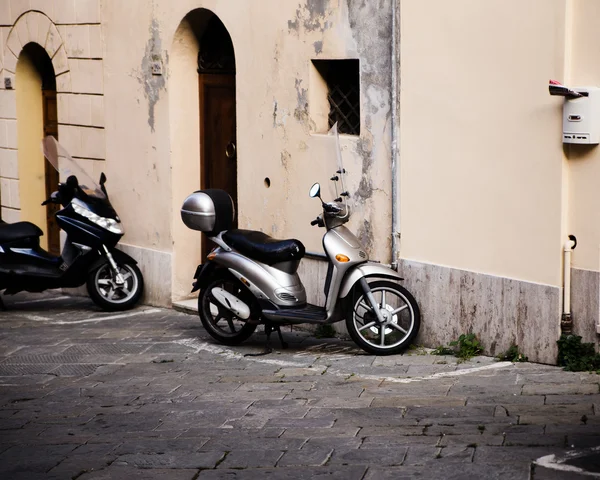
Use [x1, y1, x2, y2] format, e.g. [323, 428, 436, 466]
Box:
[99, 0, 395, 302]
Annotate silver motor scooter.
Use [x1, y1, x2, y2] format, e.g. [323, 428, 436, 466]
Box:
[181, 124, 420, 355]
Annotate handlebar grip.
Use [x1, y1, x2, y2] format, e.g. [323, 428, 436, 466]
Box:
[310, 219, 320, 226]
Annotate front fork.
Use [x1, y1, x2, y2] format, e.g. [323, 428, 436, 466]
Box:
[102, 245, 125, 285]
[359, 277, 386, 324]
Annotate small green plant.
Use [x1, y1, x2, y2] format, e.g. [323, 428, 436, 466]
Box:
[431, 333, 484, 361]
[557, 334, 600, 372]
[497, 344, 528, 363]
[314, 324, 336, 338]
[450, 333, 484, 361]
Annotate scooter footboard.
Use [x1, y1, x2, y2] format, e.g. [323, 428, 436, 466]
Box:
[339, 262, 404, 299]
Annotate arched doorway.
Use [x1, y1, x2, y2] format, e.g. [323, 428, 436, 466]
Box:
[197, 15, 237, 259]
[170, 10, 237, 302]
[15, 43, 60, 254]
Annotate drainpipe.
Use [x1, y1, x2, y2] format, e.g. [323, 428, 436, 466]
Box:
[390, 0, 400, 271]
[561, 235, 577, 334]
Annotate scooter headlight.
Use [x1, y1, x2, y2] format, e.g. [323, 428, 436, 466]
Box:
[71, 198, 124, 235]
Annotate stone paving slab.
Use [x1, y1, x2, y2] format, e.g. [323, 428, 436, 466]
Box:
[0, 291, 599, 478]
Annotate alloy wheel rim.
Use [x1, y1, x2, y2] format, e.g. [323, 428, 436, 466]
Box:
[352, 286, 414, 349]
[95, 264, 138, 304]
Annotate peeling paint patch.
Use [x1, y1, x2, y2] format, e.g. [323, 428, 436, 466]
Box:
[353, 137, 374, 201]
[288, 0, 333, 33]
[294, 79, 308, 121]
[313, 40, 323, 54]
[273, 98, 291, 139]
[138, 18, 166, 132]
[288, 18, 299, 32]
[357, 219, 374, 253]
[293, 78, 316, 132]
[281, 150, 291, 170]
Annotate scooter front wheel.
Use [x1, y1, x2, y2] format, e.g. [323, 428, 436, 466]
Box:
[87, 261, 144, 311]
[198, 274, 257, 346]
[345, 280, 420, 356]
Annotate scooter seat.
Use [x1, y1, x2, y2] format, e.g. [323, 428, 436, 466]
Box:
[223, 229, 305, 266]
[0, 221, 43, 243]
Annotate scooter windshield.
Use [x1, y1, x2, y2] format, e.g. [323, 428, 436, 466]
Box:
[320, 123, 351, 210]
[41, 136, 106, 200]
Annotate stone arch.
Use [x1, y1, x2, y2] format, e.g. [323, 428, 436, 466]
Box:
[0, 11, 70, 239]
[2, 11, 72, 92]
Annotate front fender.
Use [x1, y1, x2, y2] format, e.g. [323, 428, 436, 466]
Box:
[191, 262, 217, 292]
[339, 262, 404, 299]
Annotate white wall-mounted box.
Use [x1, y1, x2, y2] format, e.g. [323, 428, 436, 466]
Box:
[563, 87, 600, 145]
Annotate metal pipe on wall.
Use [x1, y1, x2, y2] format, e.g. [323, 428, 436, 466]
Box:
[561, 235, 577, 334]
[390, 0, 400, 270]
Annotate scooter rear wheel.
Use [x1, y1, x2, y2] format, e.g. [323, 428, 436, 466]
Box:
[345, 280, 420, 356]
[87, 261, 144, 311]
[198, 274, 257, 346]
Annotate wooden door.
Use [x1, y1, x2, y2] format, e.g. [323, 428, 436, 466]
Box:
[42, 90, 60, 256]
[199, 74, 237, 260]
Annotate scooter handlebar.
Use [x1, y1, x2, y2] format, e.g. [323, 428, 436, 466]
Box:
[311, 216, 325, 227]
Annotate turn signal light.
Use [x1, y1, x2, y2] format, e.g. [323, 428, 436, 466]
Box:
[335, 254, 350, 263]
[207, 252, 216, 260]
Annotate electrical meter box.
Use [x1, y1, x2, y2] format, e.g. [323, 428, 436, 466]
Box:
[563, 87, 600, 144]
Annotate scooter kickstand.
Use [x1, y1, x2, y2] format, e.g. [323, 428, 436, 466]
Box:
[275, 325, 288, 349]
[244, 324, 275, 357]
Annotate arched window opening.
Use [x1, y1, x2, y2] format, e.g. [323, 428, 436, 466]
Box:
[197, 16, 236, 74]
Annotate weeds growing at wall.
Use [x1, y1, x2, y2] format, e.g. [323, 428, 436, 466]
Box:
[496, 344, 528, 363]
[431, 333, 484, 361]
[557, 334, 600, 373]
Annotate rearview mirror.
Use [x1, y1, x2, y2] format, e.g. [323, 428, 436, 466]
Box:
[309, 183, 321, 198]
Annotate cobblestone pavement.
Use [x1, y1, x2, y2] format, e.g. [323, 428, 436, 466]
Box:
[0, 292, 599, 479]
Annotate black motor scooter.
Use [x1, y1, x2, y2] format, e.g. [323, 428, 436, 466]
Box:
[0, 136, 144, 311]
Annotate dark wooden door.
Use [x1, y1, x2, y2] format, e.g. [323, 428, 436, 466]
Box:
[199, 74, 237, 260]
[42, 90, 60, 256]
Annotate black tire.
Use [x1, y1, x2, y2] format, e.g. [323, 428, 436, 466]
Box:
[198, 272, 257, 346]
[87, 261, 144, 311]
[345, 280, 420, 356]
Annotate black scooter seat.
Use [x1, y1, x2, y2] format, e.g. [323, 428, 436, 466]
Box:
[223, 229, 305, 265]
[0, 222, 43, 243]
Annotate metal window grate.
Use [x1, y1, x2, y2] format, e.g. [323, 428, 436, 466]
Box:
[328, 83, 360, 135]
[312, 59, 360, 136]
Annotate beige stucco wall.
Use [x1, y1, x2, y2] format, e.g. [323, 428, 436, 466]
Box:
[400, 0, 568, 288]
[100, 0, 395, 302]
[565, 0, 600, 273]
